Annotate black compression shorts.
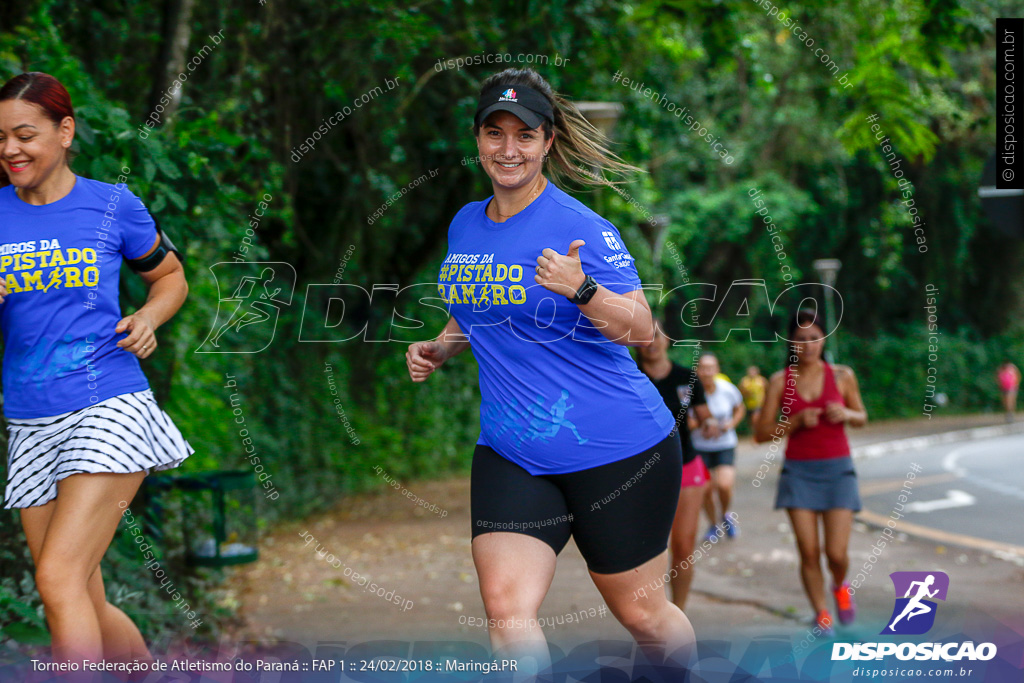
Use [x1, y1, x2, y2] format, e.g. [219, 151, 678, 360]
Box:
[470, 428, 683, 574]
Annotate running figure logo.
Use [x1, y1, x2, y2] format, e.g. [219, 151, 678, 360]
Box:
[526, 389, 588, 444]
[197, 262, 296, 353]
[481, 390, 589, 445]
[881, 571, 949, 635]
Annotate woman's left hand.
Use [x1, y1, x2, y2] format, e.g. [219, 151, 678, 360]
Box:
[116, 312, 158, 359]
[536, 240, 586, 297]
[824, 401, 848, 424]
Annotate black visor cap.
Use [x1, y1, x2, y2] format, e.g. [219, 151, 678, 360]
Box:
[474, 84, 554, 130]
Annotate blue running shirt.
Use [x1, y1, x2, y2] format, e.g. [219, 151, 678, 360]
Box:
[0, 176, 156, 418]
[439, 181, 674, 474]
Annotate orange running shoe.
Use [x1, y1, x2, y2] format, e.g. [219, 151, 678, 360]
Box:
[833, 581, 856, 624]
[815, 609, 835, 637]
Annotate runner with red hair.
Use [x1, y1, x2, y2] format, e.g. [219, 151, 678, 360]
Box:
[0, 72, 192, 672]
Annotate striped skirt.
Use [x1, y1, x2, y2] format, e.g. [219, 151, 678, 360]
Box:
[4, 389, 193, 509]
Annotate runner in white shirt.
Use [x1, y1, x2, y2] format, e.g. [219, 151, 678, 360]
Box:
[689, 353, 744, 540]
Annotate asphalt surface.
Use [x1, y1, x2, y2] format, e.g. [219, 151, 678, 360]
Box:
[858, 431, 1024, 552]
[684, 414, 1024, 646]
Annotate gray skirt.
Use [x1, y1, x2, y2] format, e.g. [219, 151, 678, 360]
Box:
[774, 455, 861, 512]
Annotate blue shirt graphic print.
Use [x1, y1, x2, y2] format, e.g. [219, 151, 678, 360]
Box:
[439, 182, 674, 475]
[0, 176, 156, 419]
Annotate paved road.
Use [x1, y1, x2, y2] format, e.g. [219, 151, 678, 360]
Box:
[857, 432, 1024, 556]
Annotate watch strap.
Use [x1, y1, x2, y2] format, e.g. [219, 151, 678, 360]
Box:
[569, 274, 599, 305]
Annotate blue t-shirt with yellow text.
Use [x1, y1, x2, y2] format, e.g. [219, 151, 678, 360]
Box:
[0, 175, 156, 418]
[438, 181, 674, 475]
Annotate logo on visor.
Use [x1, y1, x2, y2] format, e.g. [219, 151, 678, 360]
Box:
[499, 88, 518, 102]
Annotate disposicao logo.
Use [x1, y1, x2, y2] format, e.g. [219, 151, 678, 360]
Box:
[499, 88, 517, 102]
[831, 571, 997, 663]
[882, 571, 948, 635]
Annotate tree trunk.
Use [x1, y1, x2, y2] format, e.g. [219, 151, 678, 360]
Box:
[146, 0, 196, 124]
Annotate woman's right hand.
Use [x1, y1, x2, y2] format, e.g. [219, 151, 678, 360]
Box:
[406, 341, 449, 382]
[0, 281, 7, 303]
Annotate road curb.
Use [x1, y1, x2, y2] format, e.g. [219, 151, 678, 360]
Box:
[851, 420, 1024, 461]
[851, 420, 1024, 564]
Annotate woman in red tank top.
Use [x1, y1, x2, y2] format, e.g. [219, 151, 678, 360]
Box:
[754, 309, 867, 636]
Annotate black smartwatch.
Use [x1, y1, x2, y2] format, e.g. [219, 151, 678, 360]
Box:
[569, 274, 599, 305]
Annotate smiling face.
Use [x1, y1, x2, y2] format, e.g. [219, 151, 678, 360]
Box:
[475, 110, 552, 192]
[0, 99, 74, 190]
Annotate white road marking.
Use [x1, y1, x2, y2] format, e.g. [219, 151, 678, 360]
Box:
[942, 444, 968, 477]
[942, 438, 1024, 501]
[904, 489, 976, 513]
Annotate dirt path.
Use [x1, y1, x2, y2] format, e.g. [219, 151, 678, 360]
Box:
[224, 476, 793, 653]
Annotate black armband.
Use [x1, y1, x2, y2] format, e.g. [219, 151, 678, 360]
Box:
[126, 218, 184, 272]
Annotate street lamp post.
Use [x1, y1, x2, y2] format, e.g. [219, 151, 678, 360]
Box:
[576, 101, 628, 230]
[812, 258, 842, 363]
[574, 102, 624, 186]
[979, 152, 1024, 239]
[575, 101, 624, 139]
[639, 214, 671, 262]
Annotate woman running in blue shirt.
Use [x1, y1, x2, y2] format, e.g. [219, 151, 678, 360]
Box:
[0, 72, 192, 669]
[406, 68, 693, 672]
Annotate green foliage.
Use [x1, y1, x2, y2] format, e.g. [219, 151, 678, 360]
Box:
[0, 546, 47, 646]
[674, 323, 1024, 424]
[0, 0, 1018, 652]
